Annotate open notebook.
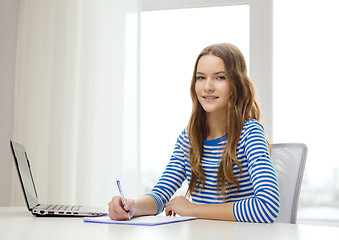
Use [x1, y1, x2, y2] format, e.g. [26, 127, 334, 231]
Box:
[83, 215, 197, 226]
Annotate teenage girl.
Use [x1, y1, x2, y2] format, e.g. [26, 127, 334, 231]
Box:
[108, 43, 280, 223]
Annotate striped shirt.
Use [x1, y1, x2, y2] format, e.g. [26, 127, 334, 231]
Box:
[146, 119, 280, 223]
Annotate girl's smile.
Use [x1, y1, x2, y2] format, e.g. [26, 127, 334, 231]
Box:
[203, 95, 219, 102]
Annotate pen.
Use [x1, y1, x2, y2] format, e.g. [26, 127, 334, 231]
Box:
[116, 180, 131, 220]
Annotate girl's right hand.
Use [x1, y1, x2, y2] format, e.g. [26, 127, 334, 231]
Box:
[108, 196, 135, 220]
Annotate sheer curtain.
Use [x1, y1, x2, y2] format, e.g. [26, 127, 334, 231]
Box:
[12, 0, 140, 207]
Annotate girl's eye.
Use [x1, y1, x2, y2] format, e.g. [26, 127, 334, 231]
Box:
[217, 76, 226, 80]
[196, 76, 205, 80]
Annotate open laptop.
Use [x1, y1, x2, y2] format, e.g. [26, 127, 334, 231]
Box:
[10, 140, 107, 217]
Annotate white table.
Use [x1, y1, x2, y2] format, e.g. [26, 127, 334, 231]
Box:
[1, 207, 339, 240]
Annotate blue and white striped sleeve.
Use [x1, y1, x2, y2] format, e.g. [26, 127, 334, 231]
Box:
[146, 130, 188, 215]
[233, 123, 280, 223]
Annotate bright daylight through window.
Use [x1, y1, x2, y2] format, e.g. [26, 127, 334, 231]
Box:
[140, 5, 249, 195]
[273, 0, 339, 224]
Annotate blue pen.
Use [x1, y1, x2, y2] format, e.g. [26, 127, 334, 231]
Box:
[116, 180, 131, 220]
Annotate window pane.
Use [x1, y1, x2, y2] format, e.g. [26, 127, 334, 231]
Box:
[273, 0, 339, 224]
[140, 5, 249, 194]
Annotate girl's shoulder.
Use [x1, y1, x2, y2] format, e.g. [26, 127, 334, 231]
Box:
[241, 119, 265, 135]
[181, 127, 189, 138]
[177, 127, 190, 144]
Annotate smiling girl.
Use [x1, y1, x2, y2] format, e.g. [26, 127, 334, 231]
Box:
[108, 43, 280, 223]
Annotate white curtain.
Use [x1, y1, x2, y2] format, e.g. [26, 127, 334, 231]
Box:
[12, 0, 140, 207]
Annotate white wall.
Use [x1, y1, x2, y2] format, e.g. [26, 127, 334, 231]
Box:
[0, 0, 19, 206]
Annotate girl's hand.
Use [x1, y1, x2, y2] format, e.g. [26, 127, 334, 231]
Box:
[165, 196, 195, 217]
[108, 196, 135, 220]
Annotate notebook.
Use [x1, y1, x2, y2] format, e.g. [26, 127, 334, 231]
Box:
[10, 140, 107, 217]
[83, 215, 197, 226]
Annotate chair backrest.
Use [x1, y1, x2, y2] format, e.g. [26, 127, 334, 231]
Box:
[271, 143, 308, 224]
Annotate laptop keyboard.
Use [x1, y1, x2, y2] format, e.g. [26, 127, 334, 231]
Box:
[46, 204, 81, 211]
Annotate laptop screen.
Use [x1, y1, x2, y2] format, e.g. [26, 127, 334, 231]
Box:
[10, 141, 39, 210]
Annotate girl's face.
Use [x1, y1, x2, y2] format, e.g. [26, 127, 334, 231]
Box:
[195, 55, 231, 117]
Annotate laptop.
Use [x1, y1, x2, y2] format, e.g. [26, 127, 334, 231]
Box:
[10, 140, 107, 217]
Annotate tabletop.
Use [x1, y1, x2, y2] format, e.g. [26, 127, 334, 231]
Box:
[1, 207, 339, 240]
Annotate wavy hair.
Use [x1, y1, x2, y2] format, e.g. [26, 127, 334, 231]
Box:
[187, 43, 261, 197]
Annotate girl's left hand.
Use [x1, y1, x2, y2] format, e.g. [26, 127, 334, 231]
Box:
[165, 196, 195, 217]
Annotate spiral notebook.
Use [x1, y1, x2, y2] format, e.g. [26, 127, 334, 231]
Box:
[83, 215, 197, 226]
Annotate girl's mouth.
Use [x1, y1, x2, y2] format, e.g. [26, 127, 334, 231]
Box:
[203, 96, 218, 101]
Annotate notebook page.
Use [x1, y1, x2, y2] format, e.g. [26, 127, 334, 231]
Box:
[83, 215, 197, 226]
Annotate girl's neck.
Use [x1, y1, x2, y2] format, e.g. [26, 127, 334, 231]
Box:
[206, 112, 227, 140]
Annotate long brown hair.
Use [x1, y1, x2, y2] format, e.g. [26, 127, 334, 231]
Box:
[187, 43, 260, 197]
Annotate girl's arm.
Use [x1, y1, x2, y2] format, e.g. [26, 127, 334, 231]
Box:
[133, 195, 158, 216]
[146, 129, 188, 215]
[165, 196, 236, 221]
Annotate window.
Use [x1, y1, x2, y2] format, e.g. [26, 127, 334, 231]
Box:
[140, 5, 249, 194]
[273, 0, 339, 224]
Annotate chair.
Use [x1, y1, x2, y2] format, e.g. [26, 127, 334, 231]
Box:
[270, 143, 308, 224]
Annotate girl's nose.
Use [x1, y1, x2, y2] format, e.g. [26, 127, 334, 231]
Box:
[204, 78, 215, 92]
